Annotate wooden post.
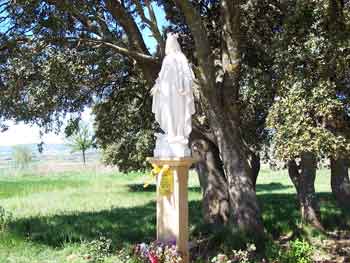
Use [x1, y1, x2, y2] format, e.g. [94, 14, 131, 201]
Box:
[147, 157, 194, 263]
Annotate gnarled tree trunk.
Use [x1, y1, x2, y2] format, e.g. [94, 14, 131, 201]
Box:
[288, 153, 323, 230]
[191, 118, 263, 235]
[214, 118, 264, 235]
[330, 157, 350, 213]
[190, 130, 229, 226]
[172, 0, 264, 236]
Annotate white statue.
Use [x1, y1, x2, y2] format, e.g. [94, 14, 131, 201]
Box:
[151, 33, 195, 158]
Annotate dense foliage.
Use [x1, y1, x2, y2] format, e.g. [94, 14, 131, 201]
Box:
[267, 0, 350, 160]
[92, 65, 155, 172]
[0, 0, 157, 167]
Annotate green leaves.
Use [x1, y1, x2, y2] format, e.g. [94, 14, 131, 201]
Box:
[266, 0, 350, 160]
[66, 122, 95, 164]
[93, 67, 155, 172]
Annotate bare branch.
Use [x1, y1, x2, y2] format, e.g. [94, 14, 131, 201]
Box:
[0, 34, 157, 66]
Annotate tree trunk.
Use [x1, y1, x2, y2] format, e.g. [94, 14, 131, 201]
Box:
[330, 157, 350, 212]
[218, 127, 264, 236]
[82, 150, 86, 165]
[288, 154, 323, 229]
[190, 130, 229, 226]
[162, 0, 264, 237]
[249, 152, 261, 190]
[203, 104, 263, 236]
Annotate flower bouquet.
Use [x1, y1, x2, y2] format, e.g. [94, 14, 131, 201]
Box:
[133, 240, 183, 263]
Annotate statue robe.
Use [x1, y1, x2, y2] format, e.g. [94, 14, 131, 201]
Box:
[152, 44, 195, 144]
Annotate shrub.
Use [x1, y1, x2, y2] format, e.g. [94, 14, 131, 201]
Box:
[283, 239, 313, 263]
[210, 244, 256, 263]
[0, 207, 13, 232]
[101, 130, 154, 172]
[117, 241, 182, 263]
[78, 236, 112, 262]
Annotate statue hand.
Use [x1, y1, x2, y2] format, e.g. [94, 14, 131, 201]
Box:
[150, 85, 159, 96]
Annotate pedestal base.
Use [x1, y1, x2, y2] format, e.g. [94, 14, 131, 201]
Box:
[147, 157, 194, 263]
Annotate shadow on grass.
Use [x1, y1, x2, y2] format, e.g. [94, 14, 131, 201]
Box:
[127, 184, 201, 193]
[8, 202, 157, 248]
[259, 192, 345, 238]
[256, 183, 293, 192]
[129, 183, 292, 194]
[6, 192, 345, 249]
[7, 200, 202, 249]
[130, 183, 293, 193]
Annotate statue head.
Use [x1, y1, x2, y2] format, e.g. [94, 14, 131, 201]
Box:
[165, 33, 182, 55]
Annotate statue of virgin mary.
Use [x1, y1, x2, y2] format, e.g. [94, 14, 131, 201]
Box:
[151, 33, 195, 157]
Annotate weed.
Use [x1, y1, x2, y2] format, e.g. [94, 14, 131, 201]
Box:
[78, 236, 112, 262]
[0, 206, 13, 231]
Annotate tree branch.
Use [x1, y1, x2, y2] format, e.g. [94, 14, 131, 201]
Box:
[171, 0, 215, 93]
[131, 0, 164, 53]
[105, 0, 150, 55]
[0, 37, 28, 51]
[221, 0, 241, 103]
[66, 37, 158, 64]
[104, 0, 162, 84]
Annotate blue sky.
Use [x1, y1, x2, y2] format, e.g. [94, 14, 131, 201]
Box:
[0, 3, 167, 146]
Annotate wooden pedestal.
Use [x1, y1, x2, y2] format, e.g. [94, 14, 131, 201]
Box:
[147, 157, 194, 263]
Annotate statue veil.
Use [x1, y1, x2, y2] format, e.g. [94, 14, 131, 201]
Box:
[165, 33, 182, 55]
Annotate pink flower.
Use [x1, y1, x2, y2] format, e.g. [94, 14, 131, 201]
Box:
[149, 252, 159, 263]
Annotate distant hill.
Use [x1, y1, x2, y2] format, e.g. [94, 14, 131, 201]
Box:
[0, 144, 100, 168]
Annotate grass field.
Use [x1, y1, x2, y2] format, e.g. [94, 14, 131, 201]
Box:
[0, 167, 347, 262]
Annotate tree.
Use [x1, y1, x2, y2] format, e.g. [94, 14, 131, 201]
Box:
[330, 158, 350, 214]
[93, 70, 155, 172]
[267, 0, 350, 227]
[326, 0, 350, 214]
[0, 0, 272, 235]
[66, 122, 94, 165]
[12, 145, 33, 168]
[287, 155, 323, 229]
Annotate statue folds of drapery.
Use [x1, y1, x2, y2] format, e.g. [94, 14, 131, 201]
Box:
[151, 33, 195, 157]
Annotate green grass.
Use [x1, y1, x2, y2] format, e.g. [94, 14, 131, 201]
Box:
[0, 167, 345, 262]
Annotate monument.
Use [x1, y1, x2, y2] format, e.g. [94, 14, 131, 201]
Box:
[148, 33, 195, 263]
